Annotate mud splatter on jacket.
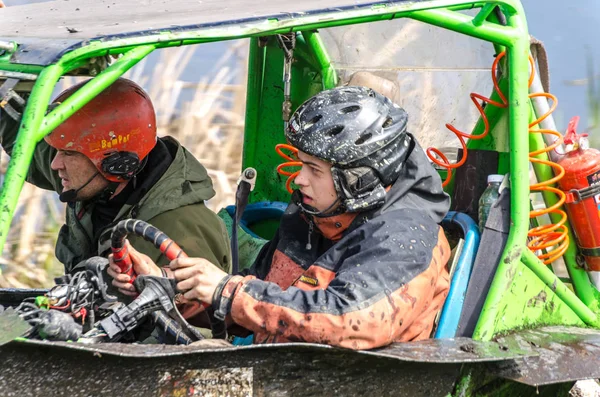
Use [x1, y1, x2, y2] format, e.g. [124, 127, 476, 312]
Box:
[213, 138, 451, 350]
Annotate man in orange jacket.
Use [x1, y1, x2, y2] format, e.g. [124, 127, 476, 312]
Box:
[110, 86, 451, 350]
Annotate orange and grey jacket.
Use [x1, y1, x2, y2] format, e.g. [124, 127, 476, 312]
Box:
[213, 140, 451, 350]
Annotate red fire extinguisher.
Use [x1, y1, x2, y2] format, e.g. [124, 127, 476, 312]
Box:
[557, 116, 600, 270]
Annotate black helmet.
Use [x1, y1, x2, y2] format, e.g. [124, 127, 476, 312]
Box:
[286, 86, 412, 212]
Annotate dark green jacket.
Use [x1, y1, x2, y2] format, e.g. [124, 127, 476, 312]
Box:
[0, 115, 231, 274]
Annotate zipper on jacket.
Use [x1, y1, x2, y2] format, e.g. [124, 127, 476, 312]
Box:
[306, 218, 314, 250]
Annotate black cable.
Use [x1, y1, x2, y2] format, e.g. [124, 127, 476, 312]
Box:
[231, 180, 251, 275]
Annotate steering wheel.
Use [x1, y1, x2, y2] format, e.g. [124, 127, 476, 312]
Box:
[108, 219, 226, 341]
[110, 219, 187, 282]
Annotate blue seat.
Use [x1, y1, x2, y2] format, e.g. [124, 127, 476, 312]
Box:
[225, 201, 288, 239]
[226, 201, 287, 346]
[434, 211, 481, 339]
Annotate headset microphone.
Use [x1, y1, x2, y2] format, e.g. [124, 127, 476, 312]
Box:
[58, 172, 101, 202]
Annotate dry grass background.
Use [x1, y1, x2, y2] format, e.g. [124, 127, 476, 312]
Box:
[0, 41, 249, 288]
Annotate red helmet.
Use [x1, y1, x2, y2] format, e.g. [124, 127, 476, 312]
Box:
[45, 78, 157, 182]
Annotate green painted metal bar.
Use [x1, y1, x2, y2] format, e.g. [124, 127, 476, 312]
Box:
[398, 4, 574, 341]
[409, 7, 518, 47]
[242, 38, 266, 169]
[39, 45, 155, 142]
[301, 31, 338, 89]
[472, 4, 498, 27]
[0, 2, 519, 73]
[0, 63, 45, 75]
[473, 6, 532, 341]
[527, 108, 600, 308]
[0, 65, 63, 256]
[464, 9, 510, 153]
[521, 249, 600, 326]
[291, 35, 322, 73]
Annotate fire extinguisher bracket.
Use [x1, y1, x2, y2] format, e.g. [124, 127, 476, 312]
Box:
[566, 184, 600, 204]
[580, 247, 600, 257]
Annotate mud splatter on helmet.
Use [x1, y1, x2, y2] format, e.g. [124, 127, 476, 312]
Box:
[286, 86, 412, 212]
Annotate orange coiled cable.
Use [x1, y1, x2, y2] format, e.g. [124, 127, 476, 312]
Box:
[426, 53, 509, 187]
[527, 93, 569, 264]
[275, 144, 302, 193]
[427, 51, 569, 264]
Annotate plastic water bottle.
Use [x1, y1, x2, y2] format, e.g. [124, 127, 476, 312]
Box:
[478, 174, 504, 232]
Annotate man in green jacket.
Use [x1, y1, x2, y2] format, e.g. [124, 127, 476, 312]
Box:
[0, 78, 231, 275]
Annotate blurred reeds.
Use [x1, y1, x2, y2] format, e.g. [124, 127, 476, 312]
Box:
[0, 41, 249, 288]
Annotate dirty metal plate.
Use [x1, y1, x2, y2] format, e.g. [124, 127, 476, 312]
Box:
[1, 339, 463, 396]
[493, 326, 600, 386]
[10, 336, 534, 363]
[157, 367, 253, 397]
[0, 307, 31, 346]
[0, 343, 460, 397]
[367, 337, 536, 363]
[11, 338, 246, 358]
[0, 0, 425, 40]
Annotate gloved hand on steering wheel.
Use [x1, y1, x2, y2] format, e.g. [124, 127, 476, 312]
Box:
[107, 242, 229, 305]
[107, 242, 163, 296]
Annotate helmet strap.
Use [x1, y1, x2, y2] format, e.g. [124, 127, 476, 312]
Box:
[298, 197, 342, 217]
[130, 156, 148, 190]
[58, 171, 101, 203]
[293, 190, 344, 218]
